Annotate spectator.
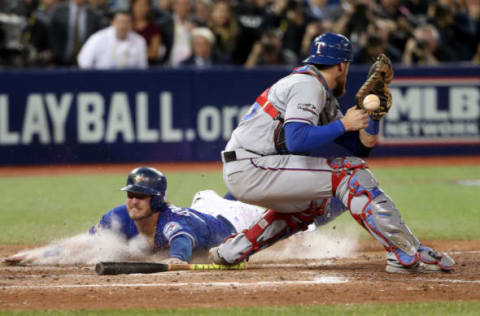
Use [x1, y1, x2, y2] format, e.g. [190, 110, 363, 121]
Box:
[231, 0, 273, 65]
[428, 1, 477, 61]
[49, 0, 102, 66]
[306, 0, 340, 21]
[473, 43, 480, 64]
[300, 20, 325, 60]
[158, 0, 196, 66]
[376, 0, 415, 54]
[208, 0, 238, 62]
[244, 29, 296, 68]
[402, 24, 453, 66]
[88, 0, 111, 28]
[155, 0, 172, 13]
[353, 22, 402, 64]
[180, 26, 228, 67]
[193, 0, 211, 26]
[281, 0, 315, 61]
[77, 10, 148, 69]
[353, 34, 387, 64]
[108, 0, 129, 11]
[131, 0, 164, 65]
[24, 0, 61, 67]
[333, 0, 376, 47]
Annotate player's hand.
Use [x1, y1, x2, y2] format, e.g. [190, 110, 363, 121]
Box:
[341, 106, 370, 131]
[160, 257, 188, 265]
[4, 254, 33, 265]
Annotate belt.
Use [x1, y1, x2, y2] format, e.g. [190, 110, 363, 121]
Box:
[221, 149, 260, 163]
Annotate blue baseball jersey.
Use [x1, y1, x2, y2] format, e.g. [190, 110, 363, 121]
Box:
[89, 203, 235, 254]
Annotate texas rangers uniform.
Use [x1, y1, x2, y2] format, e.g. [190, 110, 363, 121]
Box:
[212, 34, 455, 272]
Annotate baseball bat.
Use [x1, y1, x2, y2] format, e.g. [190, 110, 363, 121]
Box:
[95, 261, 247, 275]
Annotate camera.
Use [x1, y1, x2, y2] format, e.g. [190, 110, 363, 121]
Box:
[415, 39, 427, 50]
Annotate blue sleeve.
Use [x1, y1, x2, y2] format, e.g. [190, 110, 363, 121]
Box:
[334, 117, 378, 157]
[364, 117, 379, 135]
[169, 235, 193, 262]
[89, 211, 114, 234]
[88, 206, 133, 237]
[285, 121, 346, 154]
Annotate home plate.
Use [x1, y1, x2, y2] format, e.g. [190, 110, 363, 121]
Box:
[313, 275, 349, 284]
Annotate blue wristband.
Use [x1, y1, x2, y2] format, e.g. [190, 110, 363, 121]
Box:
[365, 118, 379, 135]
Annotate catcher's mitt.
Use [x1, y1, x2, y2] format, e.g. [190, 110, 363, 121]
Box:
[355, 54, 394, 120]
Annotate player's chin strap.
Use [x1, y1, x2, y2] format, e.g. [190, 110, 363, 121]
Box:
[329, 157, 454, 270]
[215, 200, 328, 265]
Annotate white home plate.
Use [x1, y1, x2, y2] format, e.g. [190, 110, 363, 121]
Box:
[313, 275, 349, 284]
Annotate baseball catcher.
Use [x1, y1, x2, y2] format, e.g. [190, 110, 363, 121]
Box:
[210, 32, 455, 274]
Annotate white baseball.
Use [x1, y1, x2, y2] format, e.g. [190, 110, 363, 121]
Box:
[363, 94, 380, 111]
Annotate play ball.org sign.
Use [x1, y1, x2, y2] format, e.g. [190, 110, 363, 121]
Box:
[381, 78, 480, 145]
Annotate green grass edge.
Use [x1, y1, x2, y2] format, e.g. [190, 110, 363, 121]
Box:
[2, 301, 480, 315]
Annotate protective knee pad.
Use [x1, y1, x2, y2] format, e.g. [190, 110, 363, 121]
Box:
[217, 208, 320, 264]
[346, 168, 421, 265]
[329, 157, 368, 196]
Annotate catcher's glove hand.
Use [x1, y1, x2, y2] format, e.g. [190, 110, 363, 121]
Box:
[355, 54, 393, 121]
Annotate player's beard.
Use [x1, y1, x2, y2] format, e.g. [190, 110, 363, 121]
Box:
[333, 72, 347, 98]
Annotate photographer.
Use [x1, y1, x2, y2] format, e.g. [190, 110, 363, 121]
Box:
[244, 29, 296, 68]
[402, 24, 453, 66]
[334, 0, 375, 46]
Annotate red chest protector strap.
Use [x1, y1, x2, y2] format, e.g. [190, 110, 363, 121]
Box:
[255, 65, 329, 121]
[255, 88, 281, 121]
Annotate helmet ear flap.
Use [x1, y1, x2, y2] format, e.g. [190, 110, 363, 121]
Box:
[151, 195, 165, 212]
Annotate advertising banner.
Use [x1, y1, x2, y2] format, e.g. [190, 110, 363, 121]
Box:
[0, 66, 479, 165]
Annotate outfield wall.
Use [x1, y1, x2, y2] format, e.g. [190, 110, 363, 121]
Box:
[0, 65, 479, 165]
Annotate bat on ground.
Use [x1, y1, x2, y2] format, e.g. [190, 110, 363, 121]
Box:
[95, 261, 247, 275]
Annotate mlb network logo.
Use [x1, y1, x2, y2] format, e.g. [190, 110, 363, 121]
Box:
[380, 77, 480, 145]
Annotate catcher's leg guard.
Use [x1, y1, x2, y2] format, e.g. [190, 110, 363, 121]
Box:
[312, 197, 347, 228]
[211, 201, 328, 264]
[331, 157, 422, 266]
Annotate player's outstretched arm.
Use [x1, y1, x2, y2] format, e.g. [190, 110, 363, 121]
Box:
[167, 235, 193, 263]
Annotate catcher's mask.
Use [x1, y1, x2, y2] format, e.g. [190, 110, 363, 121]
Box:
[303, 32, 352, 65]
[121, 167, 167, 212]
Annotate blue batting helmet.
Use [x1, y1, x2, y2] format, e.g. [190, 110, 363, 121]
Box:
[121, 167, 167, 211]
[303, 33, 353, 65]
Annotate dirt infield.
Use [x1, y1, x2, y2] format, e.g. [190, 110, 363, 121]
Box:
[1, 240, 479, 310]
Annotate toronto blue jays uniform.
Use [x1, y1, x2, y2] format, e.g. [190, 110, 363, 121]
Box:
[90, 202, 236, 260]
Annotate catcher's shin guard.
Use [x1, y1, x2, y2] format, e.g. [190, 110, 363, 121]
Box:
[331, 158, 421, 266]
[212, 204, 327, 264]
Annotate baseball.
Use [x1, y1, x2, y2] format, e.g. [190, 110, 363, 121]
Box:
[363, 94, 380, 111]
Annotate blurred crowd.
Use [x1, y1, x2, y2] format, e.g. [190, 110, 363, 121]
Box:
[0, 0, 479, 69]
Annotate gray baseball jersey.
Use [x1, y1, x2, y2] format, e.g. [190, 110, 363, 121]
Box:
[226, 65, 343, 155]
[222, 65, 345, 213]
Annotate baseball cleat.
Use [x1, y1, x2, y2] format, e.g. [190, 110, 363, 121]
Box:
[385, 260, 442, 274]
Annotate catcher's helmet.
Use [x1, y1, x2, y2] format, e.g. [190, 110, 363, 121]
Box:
[121, 167, 167, 212]
[303, 33, 352, 65]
